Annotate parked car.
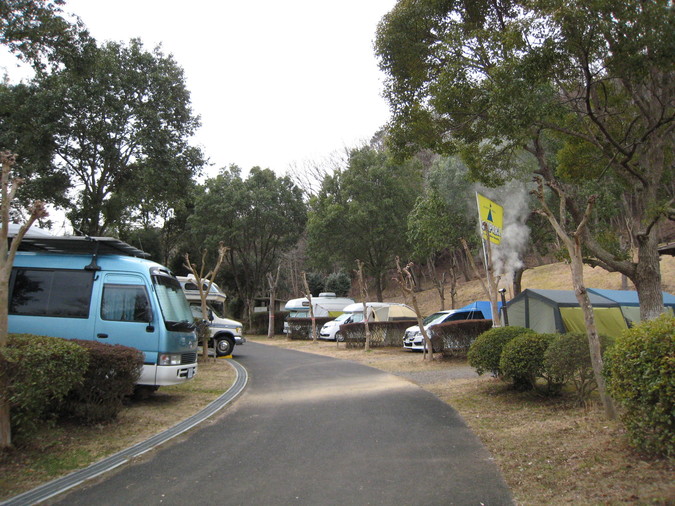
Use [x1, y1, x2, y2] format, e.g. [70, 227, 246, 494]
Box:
[177, 275, 245, 357]
[403, 304, 492, 351]
[320, 302, 416, 341]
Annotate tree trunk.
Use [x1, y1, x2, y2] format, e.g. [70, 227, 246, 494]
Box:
[512, 266, 524, 296]
[374, 273, 383, 302]
[301, 273, 317, 342]
[635, 232, 665, 320]
[569, 249, 616, 420]
[534, 181, 616, 419]
[267, 266, 281, 339]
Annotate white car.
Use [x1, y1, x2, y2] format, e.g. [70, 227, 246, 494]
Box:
[319, 312, 361, 341]
[403, 308, 488, 351]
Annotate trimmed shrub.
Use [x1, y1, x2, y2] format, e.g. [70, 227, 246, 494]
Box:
[60, 340, 143, 423]
[544, 332, 614, 404]
[433, 319, 494, 357]
[287, 317, 333, 340]
[604, 314, 675, 458]
[0, 334, 89, 439]
[500, 333, 559, 391]
[342, 321, 415, 348]
[250, 311, 287, 335]
[468, 326, 534, 376]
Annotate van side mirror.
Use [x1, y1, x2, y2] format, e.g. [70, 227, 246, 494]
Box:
[208, 309, 214, 322]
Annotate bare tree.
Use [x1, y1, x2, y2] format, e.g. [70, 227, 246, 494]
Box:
[0, 151, 48, 448]
[183, 243, 228, 361]
[266, 264, 281, 339]
[533, 178, 616, 420]
[356, 260, 372, 352]
[301, 271, 317, 342]
[462, 240, 485, 291]
[286, 148, 350, 197]
[395, 258, 435, 360]
[427, 256, 456, 311]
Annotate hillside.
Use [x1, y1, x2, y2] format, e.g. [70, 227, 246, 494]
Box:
[384, 255, 675, 316]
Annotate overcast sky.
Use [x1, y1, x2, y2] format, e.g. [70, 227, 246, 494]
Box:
[1, 0, 398, 179]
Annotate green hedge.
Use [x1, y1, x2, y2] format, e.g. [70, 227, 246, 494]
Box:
[468, 326, 534, 377]
[544, 332, 613, 404]
[604, 314, 675, 458]
[500, 332, 559, 391]
[59, 339, 143, 423]
[250, 311, 287, 335]
[0, 334, 89, 439]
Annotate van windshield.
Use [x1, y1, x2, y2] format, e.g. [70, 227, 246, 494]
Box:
[153, 275, 195, 331]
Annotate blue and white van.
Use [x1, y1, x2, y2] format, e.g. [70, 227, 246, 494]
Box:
[8, 235, 198, 388]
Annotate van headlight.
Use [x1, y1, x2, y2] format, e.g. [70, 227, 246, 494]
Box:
[158, 353, 182, 366]
[236, 327, 242, 334]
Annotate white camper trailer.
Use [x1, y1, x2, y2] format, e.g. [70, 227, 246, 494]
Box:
[283, 292, 355, 333]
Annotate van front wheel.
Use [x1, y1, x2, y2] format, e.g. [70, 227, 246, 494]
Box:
[215, 336, 235, 357]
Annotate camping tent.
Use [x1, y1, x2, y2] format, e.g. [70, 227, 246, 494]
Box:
[586, 288, 675, 324]
[457, 300, 502, 319]
[371, 303, 416, 321]
[504, 289, 628, 337]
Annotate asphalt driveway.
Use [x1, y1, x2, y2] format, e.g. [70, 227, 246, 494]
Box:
[53, 342, 513, 505]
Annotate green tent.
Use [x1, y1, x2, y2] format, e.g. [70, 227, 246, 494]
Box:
[587, 288, 675, 324]
[505, 289, 628, 338]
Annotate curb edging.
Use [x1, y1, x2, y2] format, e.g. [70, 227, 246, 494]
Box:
[2, 359, 248, 506]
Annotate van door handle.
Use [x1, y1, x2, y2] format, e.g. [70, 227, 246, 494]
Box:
[97, 333, 108, 339]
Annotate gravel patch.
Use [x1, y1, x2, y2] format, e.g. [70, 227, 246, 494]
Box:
[394, 366, 479, 385]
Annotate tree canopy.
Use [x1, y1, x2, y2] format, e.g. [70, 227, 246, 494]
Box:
[307, 144, 423, 300]
[35, 38, 204, 235]
[376, 0, 674, 318]
[188, 166, 307, 317]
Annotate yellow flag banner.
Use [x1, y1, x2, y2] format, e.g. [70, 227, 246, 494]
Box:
[476, 193, 503, 245]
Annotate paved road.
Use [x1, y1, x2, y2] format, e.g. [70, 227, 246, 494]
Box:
[54, 342, 513, 505]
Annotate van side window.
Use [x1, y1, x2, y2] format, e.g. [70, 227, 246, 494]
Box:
[10, 268, 93, 318]
[101, 284, 151, 322]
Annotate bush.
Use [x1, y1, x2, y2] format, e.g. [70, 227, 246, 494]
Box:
[433, 319, 494, 357]
[342, 321, 414, 348]
[544, 332, 614, 404]
[249, 311, 287, 335]
[468, 326, 534, 376]
[59, 340, 143, 423]
[500, 333, 559, 391]
[287, 317, 333, 340]
[604, 314, 675, 458]
[0, 334, 89, 439]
